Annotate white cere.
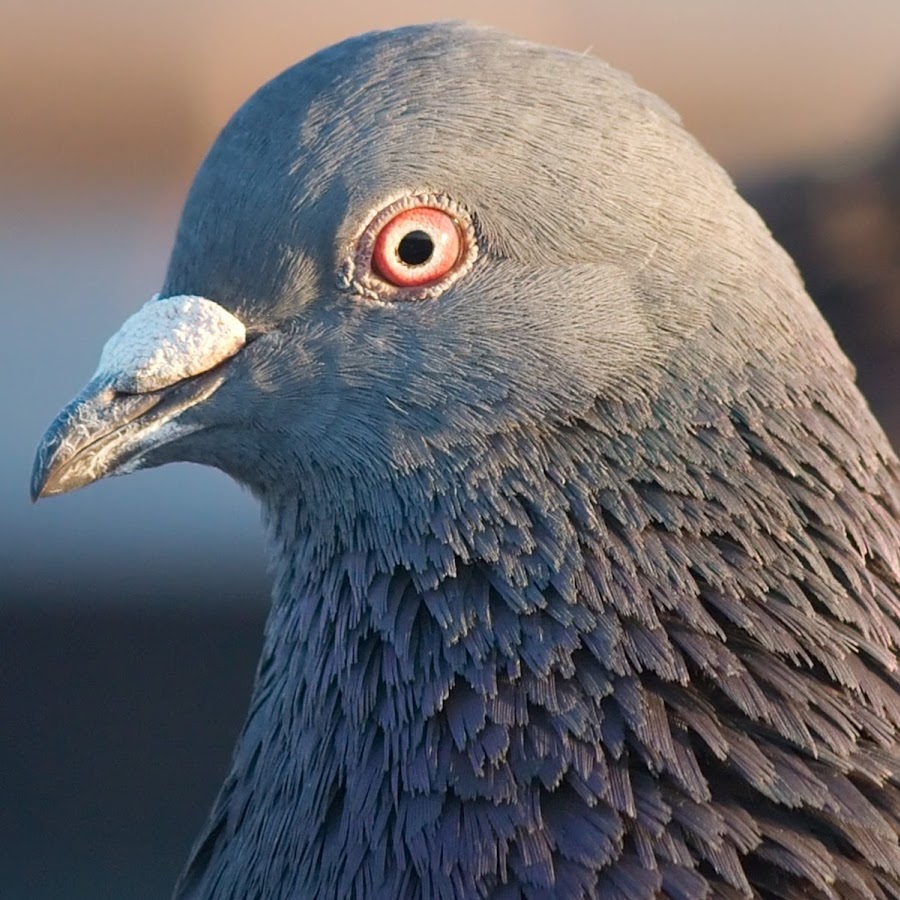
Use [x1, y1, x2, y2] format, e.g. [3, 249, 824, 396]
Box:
[94, 295, 247, 394]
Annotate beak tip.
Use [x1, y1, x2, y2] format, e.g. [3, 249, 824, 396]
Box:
[30, 405, 94, 503]
[30, 450, 58, 502]
[30, 477, 54, 503]
[30, 446, 52, 503]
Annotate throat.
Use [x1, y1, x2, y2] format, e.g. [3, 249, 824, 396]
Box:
[179, 484, 606, 899]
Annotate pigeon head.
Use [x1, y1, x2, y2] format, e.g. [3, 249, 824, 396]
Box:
[33, 23, 839, 509]
[32, 22, 900, 900]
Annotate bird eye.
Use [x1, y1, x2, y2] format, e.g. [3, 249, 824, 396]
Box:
[372, 208, 461, 287]
[342, 193, 478, 302]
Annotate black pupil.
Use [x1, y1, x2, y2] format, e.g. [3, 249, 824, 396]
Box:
[397, 230, 434, 267]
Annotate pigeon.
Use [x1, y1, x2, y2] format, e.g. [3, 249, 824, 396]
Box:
[31, 22, 900, 900]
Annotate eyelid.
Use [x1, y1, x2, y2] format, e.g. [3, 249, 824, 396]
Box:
[339, 192, 479, 303]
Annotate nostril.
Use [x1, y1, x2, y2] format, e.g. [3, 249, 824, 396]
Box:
[94, 295, 247, 394]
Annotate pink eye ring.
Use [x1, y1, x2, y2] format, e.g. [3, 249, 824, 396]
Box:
[342, 193, 478, 302]
[371, 207, 461, 287]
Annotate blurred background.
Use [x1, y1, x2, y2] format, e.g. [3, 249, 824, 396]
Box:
[2, 1, 899, 897]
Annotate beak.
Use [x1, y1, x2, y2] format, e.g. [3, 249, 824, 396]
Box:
[30, 368, 227, 501]
[31, 294, 247, 501]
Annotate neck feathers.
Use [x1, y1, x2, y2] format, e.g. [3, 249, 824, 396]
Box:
[177, 368, 900, 899]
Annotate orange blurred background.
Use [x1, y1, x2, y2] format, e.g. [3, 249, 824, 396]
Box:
[4, 0, 900, 187]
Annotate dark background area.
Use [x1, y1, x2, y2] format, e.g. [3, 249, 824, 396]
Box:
[2, 2, 899, 898]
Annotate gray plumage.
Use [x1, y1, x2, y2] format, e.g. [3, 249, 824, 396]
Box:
[31, 22, 900, 900]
